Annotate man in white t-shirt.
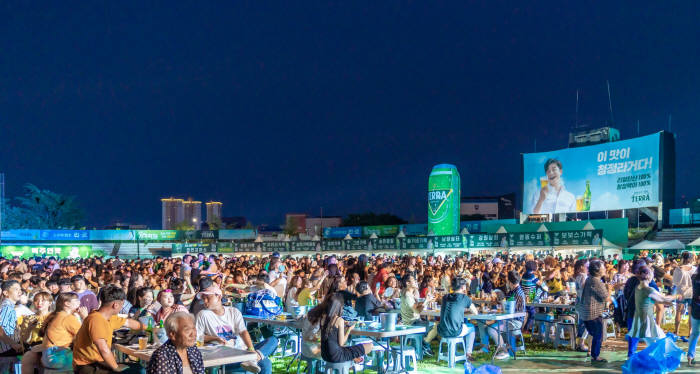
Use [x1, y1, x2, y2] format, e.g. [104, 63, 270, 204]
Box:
[195, 285, 278, 374]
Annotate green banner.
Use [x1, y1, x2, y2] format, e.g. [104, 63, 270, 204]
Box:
[508, 232, 550, 247]
[172, 243, 216, 254]
[135, 230, 180, 241]
[468, 233, 507, 248]
[345, 239, 370, 251]
[363, 225, 400, 237]
[551, 230, 603, 246]
[262, 242, 289, 252]
[322, 239, 344, 251]
[433, 235, 465, 249]
[375, 237, 398, 250]
[291, 241, 319, 252]
[400, 237, 429, 250]
[237, 242, 259, 252]
[1, 245, 102, 259]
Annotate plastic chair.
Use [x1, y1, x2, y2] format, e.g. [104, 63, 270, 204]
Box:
[276, 334, 299, 357]
[554, 321, 576, 349]
[602, 317, 616, 340]
[324, 360, 353, 374]
[510, 329, 526, 353]
[403, 333, 425, 360]
[298, 354, 323, 374]
[437, 337, 468, 368]
[390, 347, 418, 374]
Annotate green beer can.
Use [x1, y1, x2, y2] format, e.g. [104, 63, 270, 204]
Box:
[428, 164, 461, 235]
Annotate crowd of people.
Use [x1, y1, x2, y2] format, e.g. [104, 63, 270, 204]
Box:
[0, 249, 698, 373]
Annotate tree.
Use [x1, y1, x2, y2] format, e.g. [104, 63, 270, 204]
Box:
[207, 216, 223, 230]
[2, 184, 84, 229]
[243, 221, 255, 230]
[342, 212, 407, 226]
[173, 220, 195, 231]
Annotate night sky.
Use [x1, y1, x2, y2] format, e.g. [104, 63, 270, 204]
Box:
[1, 2, 699, 228]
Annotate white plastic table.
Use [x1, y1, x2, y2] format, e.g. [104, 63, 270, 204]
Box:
[114, 343, 257, 368]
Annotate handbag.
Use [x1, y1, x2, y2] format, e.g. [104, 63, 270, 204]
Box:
[41, 335, 73, 370]
[245, 289, 282, 318]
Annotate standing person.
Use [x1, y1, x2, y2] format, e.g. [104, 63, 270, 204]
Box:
[578, 260, 610, 363]
[686, 263, 700, 366]
[147, 312, 204, 374]
[519, 260, 539, 332]
[319, 294, 372, 364]
[195, 285, 277, 374]
[673, 252, 697, 336]
[72, 275, 100, 313]
[72, 285, 146, 373]
[572, 259, 590, 352]
[628, 266, 682, 355]
[437, 277, 478, 361]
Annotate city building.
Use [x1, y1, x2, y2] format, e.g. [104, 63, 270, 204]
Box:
[285, 213, 307, 234]
[206, 201, 223, 225]
[103, 222, 148, 230]
[305, 216, 342, 236]
[460, 193, 516, 220]
[161, 198, 184, 230]
[183, 198, 202, 230]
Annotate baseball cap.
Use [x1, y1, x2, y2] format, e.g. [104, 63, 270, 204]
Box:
[272, 252, 281, 258]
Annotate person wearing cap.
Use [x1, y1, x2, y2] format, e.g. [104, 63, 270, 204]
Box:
[195, 285, 278, 374]
[72, 275, 100, 313]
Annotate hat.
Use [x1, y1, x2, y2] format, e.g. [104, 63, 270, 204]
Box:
[272, 252, 281, 258]
[199, 285, 222, 296]
[492, 258, 503, 265]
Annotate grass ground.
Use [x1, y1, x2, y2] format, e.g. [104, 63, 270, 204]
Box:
[271, 321, 696, 374]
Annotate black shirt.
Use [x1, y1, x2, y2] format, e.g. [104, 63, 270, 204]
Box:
[438, 293, 472, 338]
[355, 294, 382, 319]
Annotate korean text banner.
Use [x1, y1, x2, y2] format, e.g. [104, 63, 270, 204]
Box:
[523, 133, 660, 214]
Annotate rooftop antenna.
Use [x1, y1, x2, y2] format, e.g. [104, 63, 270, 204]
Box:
[606, 80, 615, 125]
[637, 120, 640, 136]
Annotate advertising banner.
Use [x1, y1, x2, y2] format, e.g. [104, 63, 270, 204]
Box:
[291, 241, 319, 252]
[399, 224, 428, 236]
[0, 230, 41, 241]
[523, 133, 660, 214]
[323, 226, 362, 239]
[39, 230, 90, 241]
[135, 230, 180, 241]
[88, 230, 135, 241]
[468, 234, 507, 248]
[0, 245, 101, 259]
[460, 221, 482, 233]
[428, 164, 461, 235]
[363, 225, 400, 237]
[400, 237, 429, 250]
[322, 239, 345, 251]
[551, 230, 603, 246]
[433, 235, 465, 249]
[237, 242, 259, 252]
[375, 237, 398, 250]
[345, 239, 370, 251]
[218, 229, 256, 240]
[183, 230, 218, 240]
[172, 243, 216, 254]
[262, 242, 289, 253]
[507, 232, 550, 247]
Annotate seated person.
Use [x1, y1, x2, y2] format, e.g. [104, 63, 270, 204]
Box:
[399, 275, 437, 356]
[320, 294, 373, 364]
[477, 271, 526, 359]
[147, 312, 204, 374]
[438, 277, 478, 361]
[153, 289, 188, 325]
[301, 300, 325, 359]
[354, 281, 384, 320]
[248, 273, 277, 297]
[195, 285, 277, 374]
[72, 285, 147, 373]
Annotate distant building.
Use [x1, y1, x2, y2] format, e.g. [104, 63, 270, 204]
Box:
[161, 198, 184, 229]
[221, 216, 247, 229]
[104, 223, 148, 230]
[460, 193, 516, 220]
[206, 201, 223, 226]
[305, 216, 342, 236]
[285, 213, 307, 234]
[183, 198, 202, 230]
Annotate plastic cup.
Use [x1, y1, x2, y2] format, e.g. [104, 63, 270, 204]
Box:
[138, 336, 148, 350]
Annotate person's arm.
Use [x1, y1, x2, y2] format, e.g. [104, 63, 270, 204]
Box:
[649, 290, 682, 305]
[94, 338, 119, 370]
[591, 279, 610, 302]
[238, 330, 264, 361]
[123, 318, 145, 331]
[0, 328, 21, 352]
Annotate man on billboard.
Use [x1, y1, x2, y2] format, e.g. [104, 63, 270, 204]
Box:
[531, 158, 576, 214]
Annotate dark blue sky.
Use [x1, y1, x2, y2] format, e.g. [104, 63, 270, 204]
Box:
[1, 2, 699, 228]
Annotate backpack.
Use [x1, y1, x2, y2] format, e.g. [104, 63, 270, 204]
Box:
[613, 292, 628, 326]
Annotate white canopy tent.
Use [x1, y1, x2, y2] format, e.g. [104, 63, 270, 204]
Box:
[629, 239, 686, 251]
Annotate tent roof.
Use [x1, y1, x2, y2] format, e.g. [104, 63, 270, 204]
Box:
[689, 236, 700, 247]
[629, 239, 686, 250]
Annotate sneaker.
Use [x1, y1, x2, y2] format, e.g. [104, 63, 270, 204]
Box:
[422, 342, 434, 356]
[495, 351, 510, 360]
[241, 360, 261, 374]
[591, 358, 607, 364]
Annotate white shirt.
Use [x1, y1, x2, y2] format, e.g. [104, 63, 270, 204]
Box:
[530, 182, 576, 214]
[195, 306, 248, 350]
